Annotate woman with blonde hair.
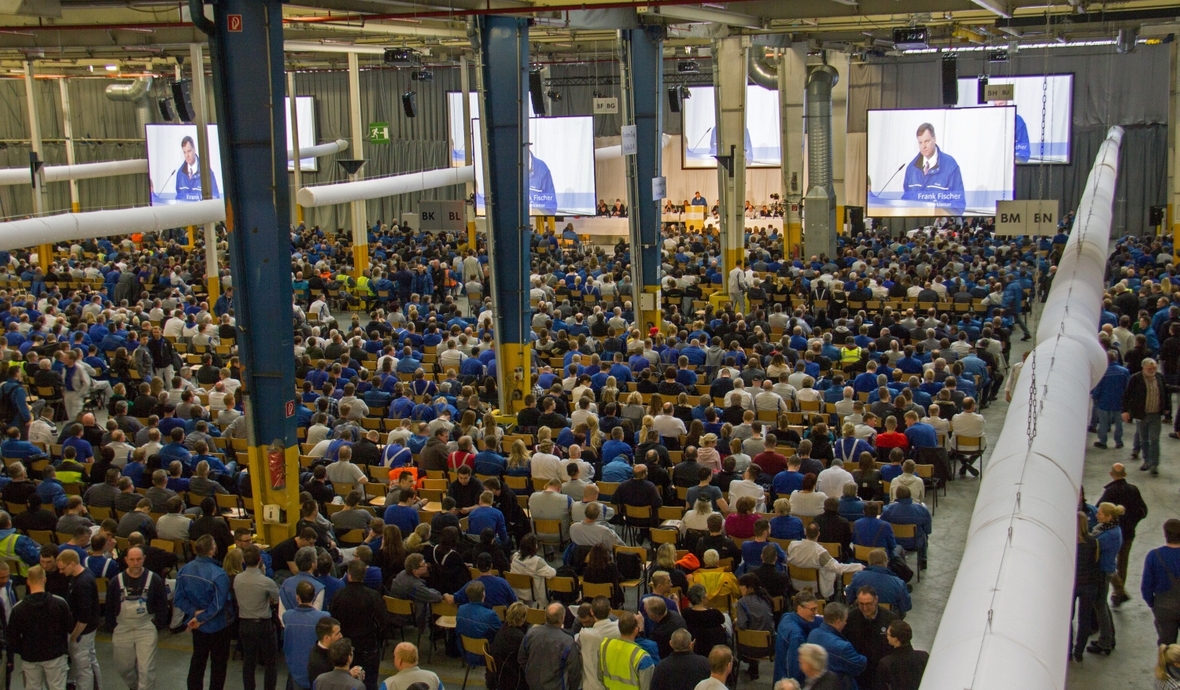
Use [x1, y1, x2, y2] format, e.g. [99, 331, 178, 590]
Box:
[682, 496, 716, 535]
[638, 415, 656, 445]
[404, 522, 432, 552]
[770, 498, 804, 540]
[697, 433, 722, 473]
[601, 376, 620, 404]
[622, 391, 646, 429]
[457, 409, 482, 441]
[505, 439, 531, 476]
[1156, 644, 1180, 689]
[481, 412, 503, 445]
[646, 543, 690, 591]
[585, 415, 604, 451]
[1087, 502, 1125, 655]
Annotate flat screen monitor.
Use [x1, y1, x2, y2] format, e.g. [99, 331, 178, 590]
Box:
[145, 124, 224, 206]
[866, 107, 1015, 217]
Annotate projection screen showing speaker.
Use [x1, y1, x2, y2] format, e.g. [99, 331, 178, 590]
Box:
[472, 116, 596, 217]
[866, 107, 1015, 217]
[145, 124, 225, 206]
[448, 92, 534, 168]
[681, 84, 780, 168]
[956, 74, 1073, 164]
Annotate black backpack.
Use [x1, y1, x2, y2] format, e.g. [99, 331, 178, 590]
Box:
[550, 565, 580, 604]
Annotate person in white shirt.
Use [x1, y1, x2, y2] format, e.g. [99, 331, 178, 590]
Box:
[754, 381, 789, 414]
[890, 460, 925, 504]
[162, 314, 186, 339]
[693, 646, 734, 690]
[834, 386, 857, 417]
[529, 441, 566, 483]
[726, 381, 753, 411]
[651, 403, 687, 438]
[950, 397, 987, 450]
[726, 464, 765, 513]
[796, 378, 822, 404]
[786, 522, 863, 598]
[921, 404, 950, 443]
[816, 458, 855, 499]
[438, 341, 466, 370]
[569, 398, 598, 429]
[219, 370, 242, 397]
[28, 409, 56, 447]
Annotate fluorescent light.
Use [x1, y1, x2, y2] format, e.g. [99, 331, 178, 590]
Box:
[104, 64, 117, 71]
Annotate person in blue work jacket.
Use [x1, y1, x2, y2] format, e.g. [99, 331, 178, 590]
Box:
[902, 122, 966, 216]
[806, 602, 867, 687]
[174, 534, 234, 690]
[774, 591, 823, 685]
[528, 147, 558, 216]
[1088, 502, 1125, 655]
[1003, 274, 1032, 340]
[175, 136, 220, 202]
[455, 580, 501, 666]
[1091, 349, 1130, 449]
[993, 100, 1031, 162]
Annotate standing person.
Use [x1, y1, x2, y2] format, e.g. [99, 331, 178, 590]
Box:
[1123, 358, 1166, 475]
[0, 561, 17, 690]
[7, 566, 73, 690]
[805, 602, 867, 686]
[1097, 463, 1149, 607]
[1071, 512, 1103, 663]
[106, 545, 170, 690]
[281, 583, 331, 690]
[842, 586, 897, 690]
[597, 612, 656, 690]
[1091, 350, 1130, 449]
[650, 629, 710, 690]
[312, 640, 366, 690]
[518, 602, 582, 690]
[1087, 503, 1125, 656]
[692, 646, 733, 690]
[1143, 519, 1180, 646]
[54, 550, 100, 690]
[0, 367, 31, 438]
[328, 560, 388, 690]
[797, 644, 840, 690]
[234, 544, 281, 690]
[175, 535, 235, 690]
[382, 643, 443, 690]
[875, 621, 928, 690]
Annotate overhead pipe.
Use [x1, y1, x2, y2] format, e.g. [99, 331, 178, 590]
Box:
[919, 127, 1124, 690]
[103, 77, 154, 135]
[0, 199, 225, 252]
[748, 48, 778, 89]
[0, 141, 346, 188]
[297, 166, 474, 208]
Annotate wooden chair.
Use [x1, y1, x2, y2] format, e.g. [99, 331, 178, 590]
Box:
[788, 563, 820, 592]
[458, 635, 489, 690]
[503, 571, 537, 604]
[427, 600, 458, 662]
[385, 596, 421, 647]
[891, 522, 921, 582]
[621, 504, 652, 545]
[337, 529, 365, 547]
[854, 544, 885, 564]
[951, 435, 985, 477]
[734, 630, 773, 688]
[581, 580, 615, 601]
[819, 542, 841, 559]
[546, 576, 576, 603]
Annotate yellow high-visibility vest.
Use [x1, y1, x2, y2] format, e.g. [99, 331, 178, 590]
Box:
[599, 637, 648, 690]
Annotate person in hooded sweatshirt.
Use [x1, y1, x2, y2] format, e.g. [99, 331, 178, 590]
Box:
[8, 565, 74, 690]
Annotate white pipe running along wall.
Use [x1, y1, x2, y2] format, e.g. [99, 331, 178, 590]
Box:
[0, 139, 349, 188]
[0, 199, 225, 253]
[919, 126, 1124, 690]
[297, 135, 671, 208]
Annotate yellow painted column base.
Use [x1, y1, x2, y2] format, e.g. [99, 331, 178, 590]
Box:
[835, 205, 845, 235]
[638, 285, 662, 333]
[498, 342, 533, 414]
[352, 243, 369, 280]
[723, 246, 745, 282]
[709, 292, 733, 309]
[295, 204, 304, 226]
[36, 244, 52, 270]
[786, 222, 803, 260]
[245, 443, 301, 546]
[206, 275, 220, 309]
[467, 221, 477, 250]
[70, 201, 80, 213]
[187, 225, 196, 248]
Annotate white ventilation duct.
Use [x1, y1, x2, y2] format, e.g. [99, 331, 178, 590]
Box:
[0, 199, 224, 252]
[919, 126, 1124, 690]
[104, 77, 154, 135]
[0, 139, 347, 188]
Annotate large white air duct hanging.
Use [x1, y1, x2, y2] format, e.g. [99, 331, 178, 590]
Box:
[0, 199, 225, 253]
[918, 126, 1124, 690]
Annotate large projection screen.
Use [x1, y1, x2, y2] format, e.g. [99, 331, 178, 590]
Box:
[472, 116, 596, 216]
[449, 91, 534, 168]
[956, 74, 1073, 164]
[285, 96, 318, 172]
[146, 124, 224, 206]
[867, 107, 1015, 217]
[682, 84, 780, 168]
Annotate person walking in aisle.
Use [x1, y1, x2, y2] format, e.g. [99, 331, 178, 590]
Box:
[1097, 463, 1148, 607]
[1143, 519, 1180, 646]
[106, 546, 170, 690]
[1087, 503, 1125, 656]
[1123, 358, 1166, 475]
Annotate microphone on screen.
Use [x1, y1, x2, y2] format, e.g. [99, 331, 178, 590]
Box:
[877, 162, 907, 194]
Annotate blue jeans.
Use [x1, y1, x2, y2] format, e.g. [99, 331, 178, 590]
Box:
[1096, 409, 1123, 445]
[1136, 413, 1162, 468]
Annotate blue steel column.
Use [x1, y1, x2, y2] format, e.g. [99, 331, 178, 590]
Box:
[620, 27, 663, 330]
[477, 16, 532, 414]
[200, 0, 299, 544]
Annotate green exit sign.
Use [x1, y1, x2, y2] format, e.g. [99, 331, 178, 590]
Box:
[368, 122, 390, 144]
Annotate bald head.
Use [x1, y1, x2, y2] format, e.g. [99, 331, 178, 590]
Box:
[1110, 463, 1127, 479]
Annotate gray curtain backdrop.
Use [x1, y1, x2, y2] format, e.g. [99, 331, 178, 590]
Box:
[848, 44, 1170, 236]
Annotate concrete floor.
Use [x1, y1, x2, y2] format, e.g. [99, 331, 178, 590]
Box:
[4, 326, 1173, 690]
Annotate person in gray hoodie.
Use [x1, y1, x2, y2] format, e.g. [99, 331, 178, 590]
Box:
[518, 602, 582, 690]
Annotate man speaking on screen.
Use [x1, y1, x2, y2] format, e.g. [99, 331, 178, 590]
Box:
[902, 122, 966, 216]
[175, 135, 220, 202]
[528, 146, 558, 216]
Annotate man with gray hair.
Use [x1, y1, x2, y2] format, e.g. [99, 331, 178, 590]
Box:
[519, 602, 581, 690]
[278, 546, 325, 616]
[797, 643, 838, 689]
[804, 602, 866, 688]
[650, 628, 710, 690]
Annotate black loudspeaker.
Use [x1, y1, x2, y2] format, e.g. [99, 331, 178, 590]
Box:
[171, 80, 195, 123]
[849, 206, 865, 236]
[528, 71, 546, 116]
[402, 91, 417, 118]
[1150, 205, 1166, 226]
[157, 98, 175, 122]
[941, 55, 958, 106]
[668, 87, 681, 113]
[976, 75, 988, 104]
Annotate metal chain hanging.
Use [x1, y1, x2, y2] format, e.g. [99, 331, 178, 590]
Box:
[1026, 7, 1053, 447]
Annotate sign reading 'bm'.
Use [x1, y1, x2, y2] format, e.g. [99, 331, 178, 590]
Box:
[996, 200, 1060, 236]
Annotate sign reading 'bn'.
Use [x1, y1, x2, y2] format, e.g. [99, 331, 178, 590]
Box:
[995, 200, 1060, 236]
[418, 200, 467, 231]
